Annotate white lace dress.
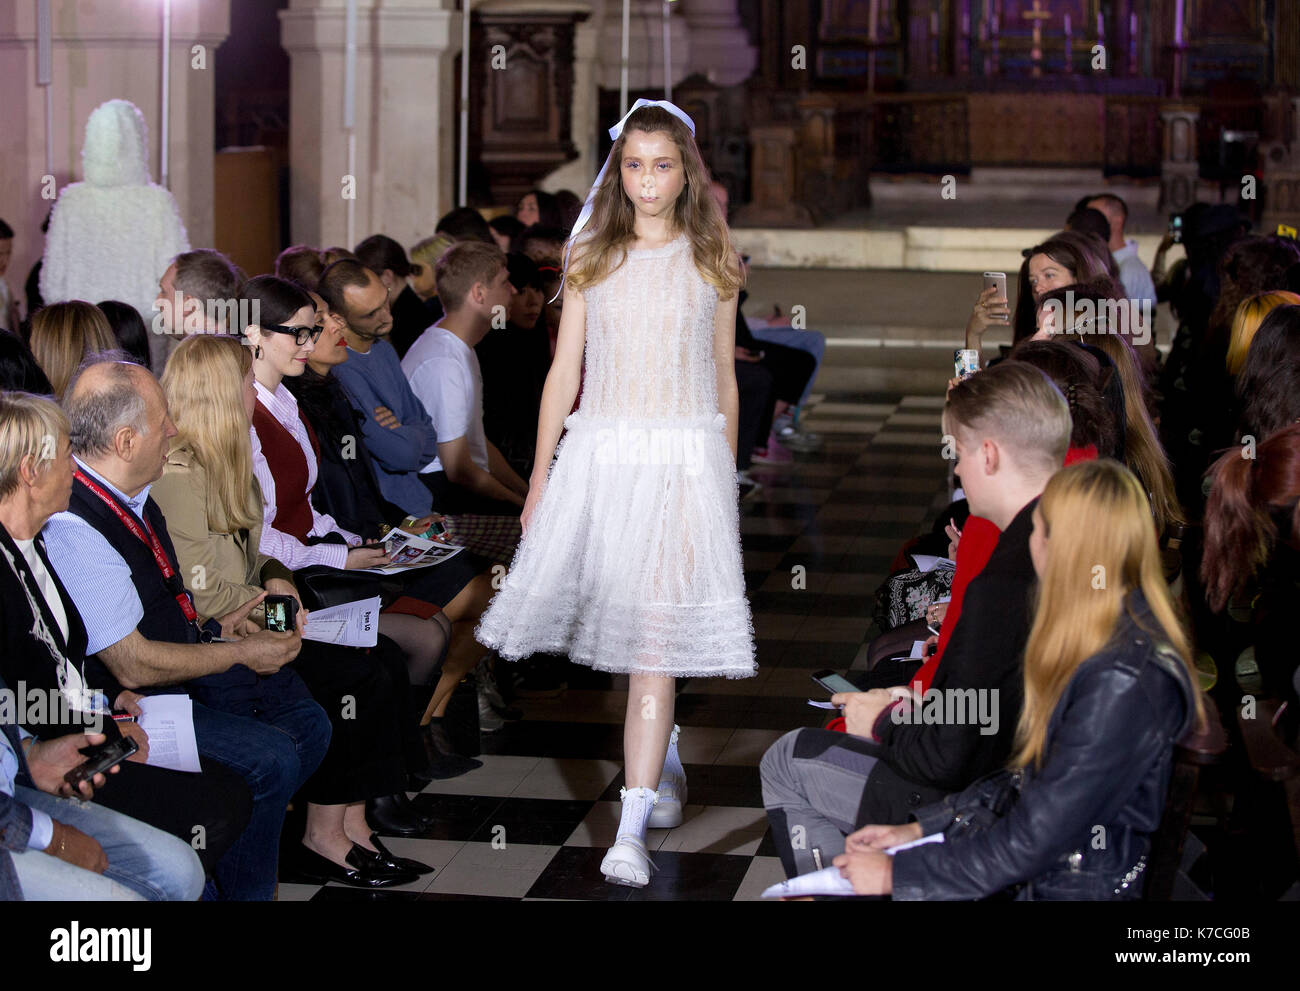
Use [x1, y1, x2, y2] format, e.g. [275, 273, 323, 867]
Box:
[475, 233, 757, 679]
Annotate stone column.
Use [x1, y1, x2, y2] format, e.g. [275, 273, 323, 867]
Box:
[0, 0, 229, 296]
[279, 0, 460, 250]
[597, 0, 691, 94]
[681, 0, 756, 86]
[536, 0, 601, 195]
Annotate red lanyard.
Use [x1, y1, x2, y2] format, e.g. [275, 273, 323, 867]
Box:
[74, 469, 199, 624]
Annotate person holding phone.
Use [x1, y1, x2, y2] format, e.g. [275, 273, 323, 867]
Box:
[2, 692, 205, 900]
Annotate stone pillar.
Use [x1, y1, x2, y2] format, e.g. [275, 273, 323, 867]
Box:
[597, 0, 691, 94]
[539, 0, 601, 196]
[279, 0, 460, 250]
[0, 0, 229, 299]
[681, 0, 756, 86]
[1159, 104, 1199, 214]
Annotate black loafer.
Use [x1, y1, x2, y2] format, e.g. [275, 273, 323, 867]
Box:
[367, 794, 433, 836]
[292, 843, 417, 888]
[357, 834, 436, 876]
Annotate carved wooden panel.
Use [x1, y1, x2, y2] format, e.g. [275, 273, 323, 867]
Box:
[968, 93, 1104, 164]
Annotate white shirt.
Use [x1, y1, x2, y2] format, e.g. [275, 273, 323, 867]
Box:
[250, 380, 360, 571]
[401, 326, 491, 475]
[1112, 239, 1157, 305]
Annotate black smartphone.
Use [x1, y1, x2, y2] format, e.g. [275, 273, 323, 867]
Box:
[65, 734, 138, 790]
[811, 668, 860, 695]
[264, 594, 299, 633]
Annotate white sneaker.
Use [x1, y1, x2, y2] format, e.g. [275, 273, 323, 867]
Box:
[601, 835, 656, 887]
[647, 725, 686, 829]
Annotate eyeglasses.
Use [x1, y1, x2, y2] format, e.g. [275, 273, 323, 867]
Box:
[260, 324, 324, 346]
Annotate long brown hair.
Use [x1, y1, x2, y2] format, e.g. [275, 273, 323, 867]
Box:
[563, 105, 741, 299]
[1013, 460, 1204, 769]
[160, 335, 260, 534]
[29, 302, 117, 398]
[1201, 423, 1300, 613]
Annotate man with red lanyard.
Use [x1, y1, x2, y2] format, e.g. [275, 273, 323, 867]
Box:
[42, 358, 331, 900]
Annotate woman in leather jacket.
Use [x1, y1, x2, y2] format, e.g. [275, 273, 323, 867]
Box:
[835, 459, 1204, 900]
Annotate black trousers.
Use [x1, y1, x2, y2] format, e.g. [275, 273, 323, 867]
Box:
[93, 758, 252, 875]
[754, 342, 817, 441]
[288, 639, 411, 805]
[422, 469, 521, 517]
[735, 359, 775, 470]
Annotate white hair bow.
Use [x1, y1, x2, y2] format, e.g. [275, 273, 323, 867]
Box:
[548, 99, 697, 303]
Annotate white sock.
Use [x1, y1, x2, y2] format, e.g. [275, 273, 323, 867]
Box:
[661, 724, 684, 783]
[616, 786, 658, 842]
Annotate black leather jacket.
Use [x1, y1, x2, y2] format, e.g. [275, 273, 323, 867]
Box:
[891, 589, 1197, 901]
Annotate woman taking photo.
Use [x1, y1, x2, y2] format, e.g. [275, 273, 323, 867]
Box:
[152, 334, 433, 885]
[834, 459, 1203, 900]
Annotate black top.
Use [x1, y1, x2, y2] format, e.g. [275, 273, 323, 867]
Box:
[475, 317, 551, 479]
[857, 498, 1039, 826]
[388, 285, 436, 360]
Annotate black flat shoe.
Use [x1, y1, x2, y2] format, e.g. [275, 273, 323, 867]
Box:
[356, 834, 436, 876]
[292, 843, 418, 888]
[368, 793, 433, 836]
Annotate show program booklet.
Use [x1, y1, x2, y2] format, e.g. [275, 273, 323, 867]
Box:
[358, 528, 465, 575]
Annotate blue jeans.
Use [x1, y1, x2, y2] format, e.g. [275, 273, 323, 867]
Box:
[748, 323, 827, 407]
[12, 785, 205, 900]
[192, 698, 331, 900]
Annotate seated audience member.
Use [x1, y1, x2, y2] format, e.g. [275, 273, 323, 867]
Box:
[1202, 423, 1300, 717]
[488, 215, 524, 254]
[475, 252, 552, 479]
[275, 244, 326, 289]
[515, 225, 570, 266]
[1085, 193, 1158, 306]
[322, 246, 356, 265]
[403, 242, 529, 518]
[29, 302, 116, 398]
[435, 207, 495, 246]
[1236, 305, 1300, 443]
[354, 234, 432, 360]
[42, 357, 330, 900]
[151, 248, 244, 369]
[834, 460, 1203, 900]
[153, 335, 434, 881]
[554, 189, 583, 231]
[96, 300, 151, 368]
[1224, 291, 1300, 376]
[761, 362, 1070, 873]
[514, 189, 563, 230]
[0, 391, 252, 884]
[409, 233, 455, 325]
[240, 276, 483, 775]
[0, 329, 54, 394]
[1064, 206, 1113, 250]
[321, 259, 443, 514]
[283, 289, 512, 736]
[1009, 339, 1119, 461]
[2, 672, 204, 901]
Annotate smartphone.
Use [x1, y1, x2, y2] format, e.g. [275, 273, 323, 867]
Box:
[982, 271, 1007, 302]
[263, 594, 299, 633]
[1169, 214, 1183, 244]
[811, 669, 860, 695]
[65, 734, 138, 790]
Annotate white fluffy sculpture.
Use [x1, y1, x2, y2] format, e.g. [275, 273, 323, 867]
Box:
[40, 99, 190, 372]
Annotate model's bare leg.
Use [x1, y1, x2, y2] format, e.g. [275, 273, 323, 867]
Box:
[623, 673, 676, 789]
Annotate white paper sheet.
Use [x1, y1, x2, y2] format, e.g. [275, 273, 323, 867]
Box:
[910, 554, 956, 573]
[136, 694, 201, 773]
[760, 833, 946, 898]
[909, 639, 929, 659]
[358, 529, 465, 575]
[303, 596, 381, 647]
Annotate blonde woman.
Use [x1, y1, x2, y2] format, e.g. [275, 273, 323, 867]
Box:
[1225, 291, 1300, 376]
[153, 335, 432, 886]
[409, 234, 455, 303]
[29, 301, 116, 398]
[835, 460, 1204, 900]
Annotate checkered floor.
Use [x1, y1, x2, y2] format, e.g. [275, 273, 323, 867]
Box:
[276, 392, 952, 901]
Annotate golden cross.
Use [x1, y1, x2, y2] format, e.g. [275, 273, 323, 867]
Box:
[1021, 0, 1052, 76]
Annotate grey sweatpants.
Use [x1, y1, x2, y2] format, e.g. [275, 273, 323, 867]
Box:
[760, 728, 880, 878]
